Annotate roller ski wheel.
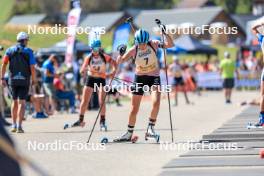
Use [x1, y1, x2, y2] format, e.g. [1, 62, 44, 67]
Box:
[63, 121, 85, 130]
[131, 135, 139, 143]
[101, 137, 109, 144]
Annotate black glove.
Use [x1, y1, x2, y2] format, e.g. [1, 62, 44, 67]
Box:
[117, 44, 127, 56]
[160, 24, 166, 34]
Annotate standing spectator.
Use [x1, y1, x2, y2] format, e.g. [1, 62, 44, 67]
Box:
[42, 54, 57, 115]
[1, 32, 36, 133]
[219, 51, 237, 104]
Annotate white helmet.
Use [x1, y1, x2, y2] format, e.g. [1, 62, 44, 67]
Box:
[17, 32, 29, 41]
[224, 51, 230, 58]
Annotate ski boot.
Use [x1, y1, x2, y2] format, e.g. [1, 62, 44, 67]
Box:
[145, 125, 160, 143]
[113, 131, 132, 142]
[255, 114, 264, 127]
[64, 120, 85, 130]
[100, 121, 107, 131]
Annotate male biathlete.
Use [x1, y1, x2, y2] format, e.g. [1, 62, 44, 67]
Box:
[1, 32, 36, 133]
[115, 29, 174, 141]
[72, 39, 117, 130]
[252, 20, 264, 126]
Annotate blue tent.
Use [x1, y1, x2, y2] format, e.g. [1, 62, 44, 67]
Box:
[167, 35, 217, 55]
[167, 46, 187, 54]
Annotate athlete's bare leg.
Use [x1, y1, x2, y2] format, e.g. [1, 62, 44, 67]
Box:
[150, 86, 161, 122]
[128, 94, 143, 126]
[79, 86, 93, 116]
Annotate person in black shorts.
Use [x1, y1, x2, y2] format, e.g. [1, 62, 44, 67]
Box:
[219, 52, 237, 104]
[132, 75, 161, 95]
[72, 39, 116, 131]
[115, 28, 174, 142]
[169, 57, 190, 106]
[1, 32, 36, 133]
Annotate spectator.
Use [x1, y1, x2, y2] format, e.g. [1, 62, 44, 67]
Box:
[1, 32, 36, 133]
[53, 71, 76, 113]
[31, 83, 48, 119]
[42, 54, 58, 115]
[219, 51, 238, 104]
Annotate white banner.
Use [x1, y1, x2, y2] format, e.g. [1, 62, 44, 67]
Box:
[197, 72, 222, 88]
[197, 72, 260, 88]
[65, 7, 81, 67]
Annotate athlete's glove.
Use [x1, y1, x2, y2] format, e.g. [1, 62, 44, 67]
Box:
[117, 44, 127, 56]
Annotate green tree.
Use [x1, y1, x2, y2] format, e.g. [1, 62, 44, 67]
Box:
[212, 0, 252, 14]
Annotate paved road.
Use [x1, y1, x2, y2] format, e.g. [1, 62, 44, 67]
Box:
[8, 91, 258, 176]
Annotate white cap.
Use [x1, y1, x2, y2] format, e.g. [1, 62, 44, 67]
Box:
[17, 32, 29, 41]
[224, 51, 230, 58]
[173, 56, 179, 61]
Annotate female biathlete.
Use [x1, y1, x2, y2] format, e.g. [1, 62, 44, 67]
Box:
[72, 39, 117, 131]
[252, 20, 264, 126]
[168, 56, 190, 106]
[115, 29, 173, 141]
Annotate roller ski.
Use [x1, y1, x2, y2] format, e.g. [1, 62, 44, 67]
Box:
[101, 132, 138, 144]
[63, 120, 85, 130]
[247, 115, 264, 129]
[145, 125, 160, 143]
[247, 122, 264, 129]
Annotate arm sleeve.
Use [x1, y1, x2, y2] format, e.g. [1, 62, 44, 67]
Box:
[3, 48, 11, 64]
[2, 55, 9, 64]
[28, 49, 36, 65]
